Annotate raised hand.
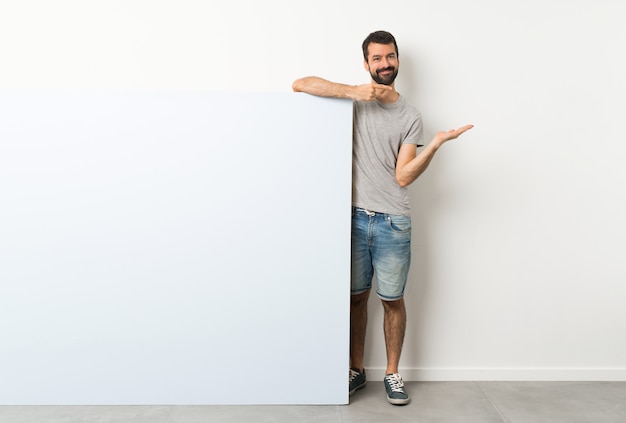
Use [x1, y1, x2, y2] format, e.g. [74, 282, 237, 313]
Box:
[433, 124, 474, 146]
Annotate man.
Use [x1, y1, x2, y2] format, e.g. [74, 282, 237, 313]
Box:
[292, 30, 472, 405]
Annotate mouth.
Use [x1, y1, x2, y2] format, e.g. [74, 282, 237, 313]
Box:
[371, 66, 397, 85]
[378, 67, 395, 76]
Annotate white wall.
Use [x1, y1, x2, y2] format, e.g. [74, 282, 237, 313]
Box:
[1, 0, 625, 382]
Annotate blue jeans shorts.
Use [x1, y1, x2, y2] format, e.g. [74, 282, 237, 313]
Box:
[351, 207, 412, 301]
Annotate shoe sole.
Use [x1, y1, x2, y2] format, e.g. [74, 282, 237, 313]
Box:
[387, 395, 410, 405]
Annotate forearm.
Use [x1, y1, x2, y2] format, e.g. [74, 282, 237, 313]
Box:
[396, 124, 474, 187]
[396, 141, 442, 187]
[292, 76, 356, 99]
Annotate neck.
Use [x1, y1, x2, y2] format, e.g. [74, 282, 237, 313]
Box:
[379, 87, 399, 104]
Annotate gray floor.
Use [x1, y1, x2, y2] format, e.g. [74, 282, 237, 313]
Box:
[1, 382, 625, 423]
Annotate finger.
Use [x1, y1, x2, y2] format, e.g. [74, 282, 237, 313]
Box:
[371, 83, 393, 90]
[453, 125, 473, 136]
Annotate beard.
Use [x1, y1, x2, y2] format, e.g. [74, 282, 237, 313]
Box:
[371, 66, 398, 85]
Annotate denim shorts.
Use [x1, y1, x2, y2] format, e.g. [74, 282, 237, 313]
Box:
[351, 207, 411, 301]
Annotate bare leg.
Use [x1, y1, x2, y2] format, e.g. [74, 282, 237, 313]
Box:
[350, 290, 370, 371]
[382, 298, 406, 375]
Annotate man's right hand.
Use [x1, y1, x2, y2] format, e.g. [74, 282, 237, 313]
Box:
[349, 83, 393, 101]
[292, 77, 393, 101]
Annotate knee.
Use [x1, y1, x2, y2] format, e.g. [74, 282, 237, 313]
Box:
[382, 297, 405, 311]
[351, 290, 370, 307]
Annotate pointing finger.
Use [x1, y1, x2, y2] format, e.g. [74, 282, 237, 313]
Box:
[371, 83, 393, 90]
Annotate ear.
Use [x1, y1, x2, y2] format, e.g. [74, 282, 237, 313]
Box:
[363, 59, 370, 72]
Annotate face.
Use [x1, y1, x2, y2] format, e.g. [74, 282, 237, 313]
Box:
[364, 42, 399, 86]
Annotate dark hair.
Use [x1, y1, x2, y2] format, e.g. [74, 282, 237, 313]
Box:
[362, 30, 398, 62]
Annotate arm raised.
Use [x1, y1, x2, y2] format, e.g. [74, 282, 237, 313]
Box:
[292, 76, 392, 101]
[395, 124, 474, 187]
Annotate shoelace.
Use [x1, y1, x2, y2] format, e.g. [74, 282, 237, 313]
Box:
[349, 369, 360, 382]
[385, 374, 405, 392]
